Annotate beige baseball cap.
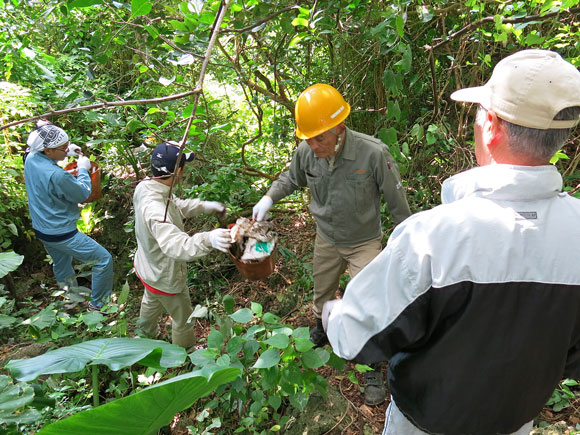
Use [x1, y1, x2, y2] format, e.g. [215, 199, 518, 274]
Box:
[451, 49, 580, 130]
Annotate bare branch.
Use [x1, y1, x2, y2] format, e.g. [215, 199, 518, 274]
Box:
[221, 5, 299, 33]
[0, 89, 202, 131]
[163, 0, 232, 222]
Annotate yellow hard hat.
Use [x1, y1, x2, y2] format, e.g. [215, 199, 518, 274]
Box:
[295, 83, 351, 139]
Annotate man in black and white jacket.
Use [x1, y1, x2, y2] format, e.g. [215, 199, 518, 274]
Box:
[324, 49, 580, 434]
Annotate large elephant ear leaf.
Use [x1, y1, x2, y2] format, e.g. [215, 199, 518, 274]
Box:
[0, 251, 24, 278]
[5, 338, 186, 381]
[36, 366, 241, 435]
[0, 375, 41, 425]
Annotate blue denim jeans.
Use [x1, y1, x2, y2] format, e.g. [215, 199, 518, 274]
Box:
[42, 231, 113, 307]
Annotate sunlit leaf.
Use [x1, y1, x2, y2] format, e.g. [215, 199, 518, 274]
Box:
[130, 0, 152, 18]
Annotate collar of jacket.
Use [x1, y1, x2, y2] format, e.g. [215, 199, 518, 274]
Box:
[441, 164, 563, 204]
[141, 177, 175, 195]
[339, 127, 356, 161]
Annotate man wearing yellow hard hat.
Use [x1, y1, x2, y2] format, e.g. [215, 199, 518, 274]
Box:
[252, 83, 411, 405]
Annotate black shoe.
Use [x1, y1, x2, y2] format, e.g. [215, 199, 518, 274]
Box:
[363, 370, 386, 405]
[310, 318, 328, 347]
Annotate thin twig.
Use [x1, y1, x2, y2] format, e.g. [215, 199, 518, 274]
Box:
[425, 7, 580, 52]
[221, 5, 299, 33]
[163, 0, 231, 222]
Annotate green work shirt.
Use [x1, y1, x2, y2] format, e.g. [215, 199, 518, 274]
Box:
[266, 128, 411, 246]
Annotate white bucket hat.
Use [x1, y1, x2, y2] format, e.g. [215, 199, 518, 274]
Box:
[451, 49, 580, 130]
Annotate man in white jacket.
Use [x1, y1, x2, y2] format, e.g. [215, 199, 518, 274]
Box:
[324, 50, 580, 434]
[134, 142, 231, 349]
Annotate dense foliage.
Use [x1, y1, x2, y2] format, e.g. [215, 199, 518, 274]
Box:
[2, 0, 580, 432]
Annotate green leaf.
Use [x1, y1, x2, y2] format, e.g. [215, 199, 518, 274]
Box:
[281, 17, 294, 33]
[289, 34, 306, 47]
[252, 349, 280, 369]
[69, 0, 102, 7]
[387, 100, 401, 122]
[169, 20, 189, 32]
[207, 329, 225, 350]
[226, 336, 243, 355]
[36, 367, 240, 435]
[378, 127, 398, 145]
[6, 338, 186, 381]
[426, 132, 436, 145]
[395, 45, 412, 72]
[230, 308, 253, 323]
[395, 15, 405, 38]
[0, 375, 34, 412]
[288, 390, 308, 411]
[21, 306, 56, 330]
[294, 338, 315, 353]
[0, 314, 18, 329]
[130, 0, 153, 18]
[117, 281, 130, 306]
[292, 327, 310, 340]
[561, 0, 579, 7]
[262, 312, 280, 324]
[223, 295, 235, 314]
[82, 311, 105, 327]
[144, 25, 159, 39]
[251, 302, 263, 316]
[291, 17, 309, 28]
[0, 251, 24, 278]
[301, 349, 327, 369]
[268, 395, 282, 411]
[327, 352, 346, 371]
[263, 334, 289, 349]
[525, 32, 545, 46]
[7, 223, 17, 236]
[410, 123, 424, 140]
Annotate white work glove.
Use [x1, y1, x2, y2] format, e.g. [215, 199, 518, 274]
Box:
[202, 201, 226, 216]
[252, 196, 273, 221]
[322, 299, 340, 332]
[77, 156, 91, 171]
[67, 144, 82, 156]
[208, 228, 232, 253]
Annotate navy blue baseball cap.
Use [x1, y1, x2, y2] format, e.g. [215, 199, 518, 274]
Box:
[151, 142, 195, 177]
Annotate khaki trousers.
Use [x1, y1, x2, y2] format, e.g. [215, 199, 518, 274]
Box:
[312, 233, 382, 318]
[383, 399, 533, 435]
[138, 289, 196, 349]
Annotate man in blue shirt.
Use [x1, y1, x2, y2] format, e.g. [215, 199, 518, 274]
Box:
[24, 124, 113, 310]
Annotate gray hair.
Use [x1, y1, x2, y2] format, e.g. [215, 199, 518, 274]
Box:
[476, 105, 580, 161]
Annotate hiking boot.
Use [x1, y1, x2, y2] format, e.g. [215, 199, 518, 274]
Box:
[364, 370, 386, 405]
[87, 302, 110, 315]
[310, 318, 328, 347]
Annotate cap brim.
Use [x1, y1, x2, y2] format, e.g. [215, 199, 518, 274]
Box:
[450, 86, 488, 104]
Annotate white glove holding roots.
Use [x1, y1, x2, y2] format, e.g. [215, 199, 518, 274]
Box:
[203, 201, 226, 215]
[252, 196, 273, 221]
[67, 144, 82, 156]
[208, 228, 232, 253]
[77, 156, 91, 171]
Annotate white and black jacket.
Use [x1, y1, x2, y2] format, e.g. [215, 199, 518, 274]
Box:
[327, 164, 580, 435]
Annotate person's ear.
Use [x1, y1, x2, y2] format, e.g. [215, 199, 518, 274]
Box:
[483, 110, 503, 149]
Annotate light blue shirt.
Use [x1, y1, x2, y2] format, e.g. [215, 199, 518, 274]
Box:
[24, 152, 91, 235]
